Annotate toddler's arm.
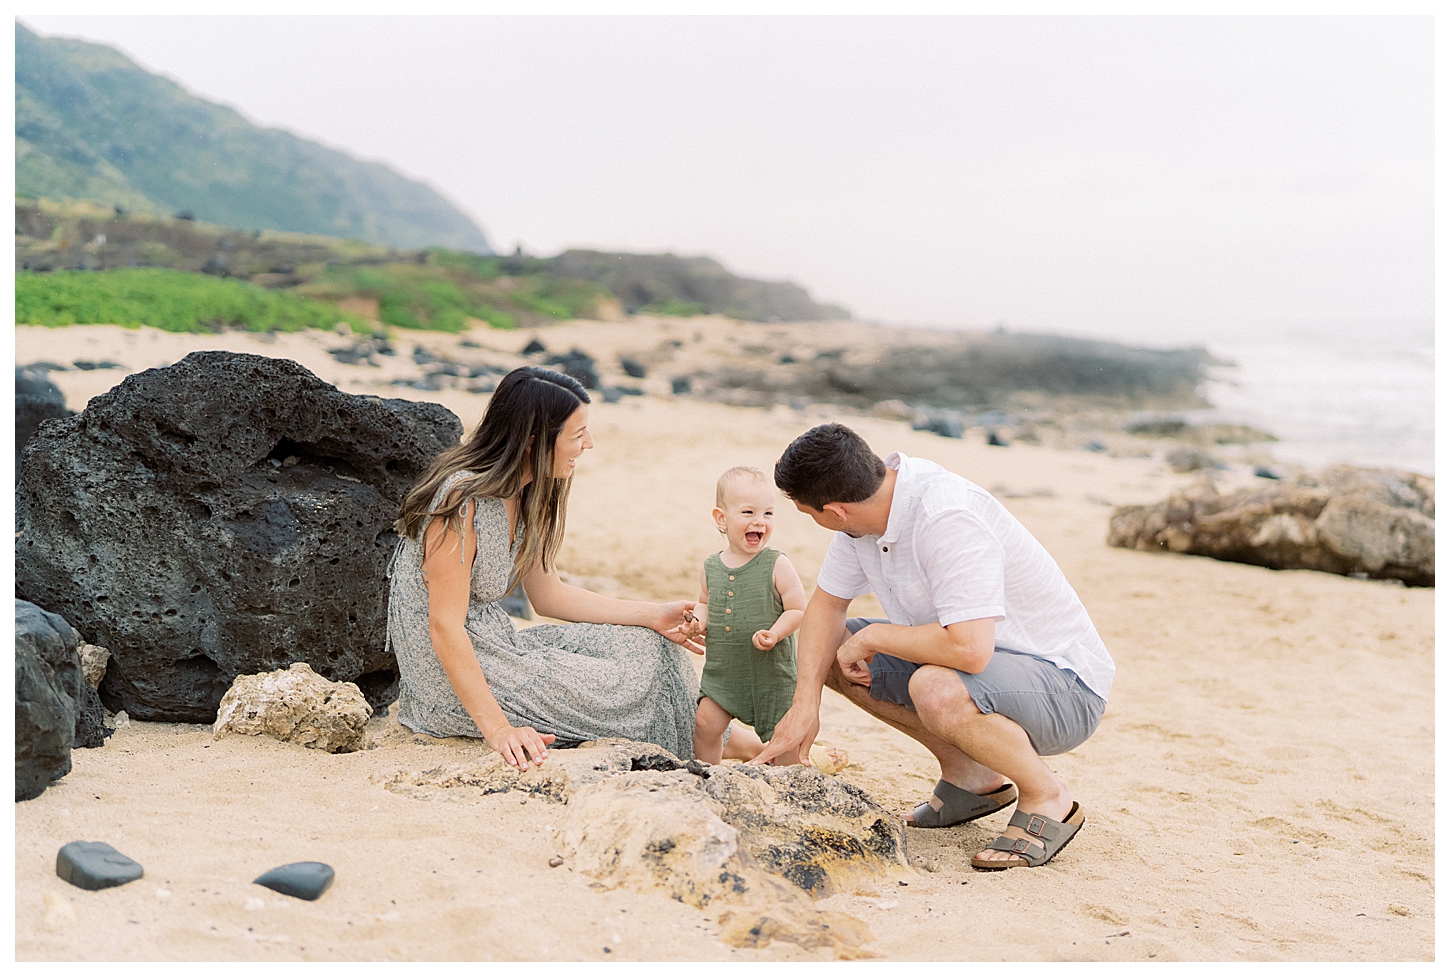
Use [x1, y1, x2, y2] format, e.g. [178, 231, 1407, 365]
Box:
[753, 554, 808, 651]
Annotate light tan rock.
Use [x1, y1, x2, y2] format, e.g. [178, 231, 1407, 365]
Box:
[213, 662, 372, 753]
[1108, 466, 1433, 586]
[375, 739, 901, 957]
[871, 399, 917, 422]
[77, 642, 110, 690]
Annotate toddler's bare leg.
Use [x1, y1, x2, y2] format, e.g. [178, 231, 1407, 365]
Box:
[722, 722, 764, 761]
[694, 696, 733, 764]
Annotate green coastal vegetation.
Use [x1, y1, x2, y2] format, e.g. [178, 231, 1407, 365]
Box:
[16, 201, 847, 333]
[15, 268, 370, 334]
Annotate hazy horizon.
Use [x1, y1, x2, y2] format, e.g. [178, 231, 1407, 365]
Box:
[18, 15, 1434, 346]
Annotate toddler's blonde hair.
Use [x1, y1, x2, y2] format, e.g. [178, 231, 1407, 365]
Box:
[715, 466, 770, 508]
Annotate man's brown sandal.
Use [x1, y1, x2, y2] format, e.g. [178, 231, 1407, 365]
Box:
[907, 780, 1017, 828]
[970, 802, 1084, 869]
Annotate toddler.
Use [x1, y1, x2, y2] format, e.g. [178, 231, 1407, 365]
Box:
[685, 467, 808, 764]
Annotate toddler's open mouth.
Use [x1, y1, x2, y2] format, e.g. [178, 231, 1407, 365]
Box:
[745, 531, 763, 546]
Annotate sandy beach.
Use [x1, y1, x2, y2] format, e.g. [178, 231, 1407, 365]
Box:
[14, 320, 1434, 961]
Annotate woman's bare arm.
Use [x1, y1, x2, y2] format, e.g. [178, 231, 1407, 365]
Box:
[522, 562, 698, 646]
[423, 498, 553, 767]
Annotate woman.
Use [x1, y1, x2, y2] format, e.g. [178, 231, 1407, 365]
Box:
[386, 366, 700, 767]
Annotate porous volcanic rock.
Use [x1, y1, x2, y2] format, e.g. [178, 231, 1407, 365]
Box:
[16, 600, 110, 801]
[15, 366, 73, 476]
[372, 738, 904, 957]
[214, 662, 372, 753]
[16, 351, 462, 722]
[1108, 465, 1434, 586]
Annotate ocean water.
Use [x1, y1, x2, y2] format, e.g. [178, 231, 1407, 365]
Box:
[1181, 317, 1435, 476]
[1030, 315, 1435, 476]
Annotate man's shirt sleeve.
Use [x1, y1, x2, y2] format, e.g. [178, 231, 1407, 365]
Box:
[813, 533, 871, 600]
[920, 508, 1006, 626]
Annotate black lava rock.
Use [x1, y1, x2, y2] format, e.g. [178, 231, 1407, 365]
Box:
[600, 387, 624, 404]
[16, 367, 74, 476]
[619, 356, 648, 379]
[986, 430, 1010, 447]
[1081, 439, 1108, 453]
[328, 338, 392, 367]
[671, 377, 692, 395]
[521, 338, 547, 356]
[56, 841, 144, 890]
[1254, 465, 1283, 480]
[911, 415, 963, 439]
[16, 352, 462, 723]
[545, 349, 600, 390]
[254, 861, 334, 900]
[16, 600, 87, 800]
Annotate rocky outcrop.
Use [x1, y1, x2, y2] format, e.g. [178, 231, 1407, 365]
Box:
[373, 738, 904, 958]
[15, 600, 110, 801]
[16, 351, 462, 722]
[213, 663, 372, 753]
[1108, 466, 1434, 586]
[15, 366, 73, 476]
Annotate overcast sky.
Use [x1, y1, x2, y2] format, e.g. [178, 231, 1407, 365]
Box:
[19, 15, 1434, 343]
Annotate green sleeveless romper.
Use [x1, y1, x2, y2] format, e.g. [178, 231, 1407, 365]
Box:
[699, 547, 797, 742]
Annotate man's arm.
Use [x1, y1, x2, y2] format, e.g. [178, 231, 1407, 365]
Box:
[836, 616, 996, 673]
[748, 586, 851, 765]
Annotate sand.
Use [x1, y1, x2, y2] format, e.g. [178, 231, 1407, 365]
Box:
[14, 321, 1434, 961]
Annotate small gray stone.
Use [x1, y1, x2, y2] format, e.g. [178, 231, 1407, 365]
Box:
[56, 841, 144, 890]
[253, 861, 335, 901]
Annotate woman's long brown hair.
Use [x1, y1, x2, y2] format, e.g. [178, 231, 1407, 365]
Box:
[395, 366, 590, 585]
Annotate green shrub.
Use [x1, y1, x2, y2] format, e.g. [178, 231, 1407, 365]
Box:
[510, 277, 610, 320]
[15, 268, 366, 333]
[426, 249, 502, 280]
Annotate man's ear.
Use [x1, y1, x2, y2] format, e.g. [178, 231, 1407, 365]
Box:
[821, 501, 849, 522]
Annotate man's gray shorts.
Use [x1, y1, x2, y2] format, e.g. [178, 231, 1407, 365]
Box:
[846, 618, 1105, 757]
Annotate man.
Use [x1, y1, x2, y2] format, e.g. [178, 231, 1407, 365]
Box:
[751, 423, 1114, 869]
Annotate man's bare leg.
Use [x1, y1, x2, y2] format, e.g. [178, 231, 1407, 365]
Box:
[816, 625, 1007, 819]
[907, 665, 1074, 865]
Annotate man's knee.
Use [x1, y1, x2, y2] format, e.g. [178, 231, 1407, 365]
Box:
[908, 665, 979, 720]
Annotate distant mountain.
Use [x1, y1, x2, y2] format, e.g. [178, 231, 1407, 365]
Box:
[15, 23, 493, 253]
[542, 250, 849, 322]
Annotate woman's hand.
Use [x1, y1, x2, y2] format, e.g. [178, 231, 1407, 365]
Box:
[654, 600, 706, 654]
[485, 723, 556, 769]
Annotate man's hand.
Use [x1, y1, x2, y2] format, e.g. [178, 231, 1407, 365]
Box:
[836, 624, 876, 667]
[747, 701, 819, 766]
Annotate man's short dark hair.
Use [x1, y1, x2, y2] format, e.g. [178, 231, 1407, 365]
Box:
[774, 423, 887, 510]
